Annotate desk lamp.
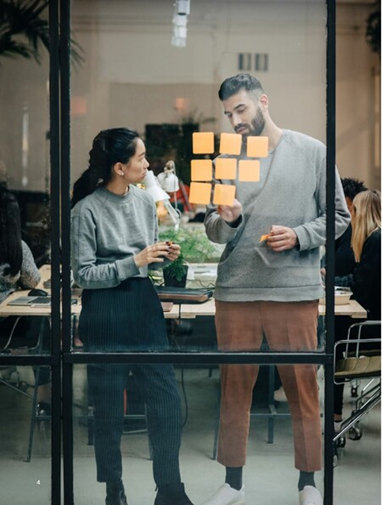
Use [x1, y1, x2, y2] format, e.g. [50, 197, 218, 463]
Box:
[144, 170, 181, 232]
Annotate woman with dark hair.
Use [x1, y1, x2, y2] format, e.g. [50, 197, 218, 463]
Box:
[0, 187, 51, 411]
[0, 187, 40, 301]
[71, 128, 193, 505]
[334, 189, 381, 430]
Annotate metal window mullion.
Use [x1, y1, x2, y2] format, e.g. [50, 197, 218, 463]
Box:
[64, 352, 333, 366]
[48, 0, 61, 504]
[60, 0, 74, 504]
[324, 0, 336, 504]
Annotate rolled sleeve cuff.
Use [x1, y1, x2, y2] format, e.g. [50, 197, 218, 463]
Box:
[293, 225, 310, 251]
[221, 215, 243, 239]
[115, 256, 140, 281]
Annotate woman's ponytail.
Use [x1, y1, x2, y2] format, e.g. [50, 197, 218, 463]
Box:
[71, 128, 139, 208]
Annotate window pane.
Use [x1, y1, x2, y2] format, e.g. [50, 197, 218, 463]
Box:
[72, 363, 324, 503]
[69, 0, 334, 355]
[0, 0, 52, 352]
[0, 365, 51, 504]
[72, 361, 381, 504]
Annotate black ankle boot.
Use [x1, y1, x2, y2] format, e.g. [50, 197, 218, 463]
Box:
[106, 480, 128, 505]
[154, 482, 193, 505]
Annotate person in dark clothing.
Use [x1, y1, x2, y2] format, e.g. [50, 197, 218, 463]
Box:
[333, 189, 381, 427]
[334, 178, 367, 277]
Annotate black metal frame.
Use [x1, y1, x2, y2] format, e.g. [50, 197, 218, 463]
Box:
[0, 1, 336, 504]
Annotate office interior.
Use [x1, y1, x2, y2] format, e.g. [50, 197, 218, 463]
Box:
[0, 1, 380, 504]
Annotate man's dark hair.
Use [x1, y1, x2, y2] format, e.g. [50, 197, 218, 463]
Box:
[218, 73, 264, 101]
[341, 178, 368, 201]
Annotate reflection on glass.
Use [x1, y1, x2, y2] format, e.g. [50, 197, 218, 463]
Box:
[0, 365, 51, 504]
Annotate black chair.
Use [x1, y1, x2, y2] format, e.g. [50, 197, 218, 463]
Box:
[333, 321, 381, 463]
[0, 315, 50, 461]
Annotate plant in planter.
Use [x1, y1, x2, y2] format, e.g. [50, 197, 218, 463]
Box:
[159, 227, 220, 287]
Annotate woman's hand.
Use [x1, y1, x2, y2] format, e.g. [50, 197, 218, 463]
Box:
[134, 241, 181, 268]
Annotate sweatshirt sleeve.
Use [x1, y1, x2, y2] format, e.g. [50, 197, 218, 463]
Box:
[71, 209, 140, 289]
[204, 203, 243, 244]
[293, 157, 350, 251]
[18, 242, 41, 289]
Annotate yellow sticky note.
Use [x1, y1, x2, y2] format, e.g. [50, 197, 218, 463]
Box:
[191, 159, 213, 181]
[239, 160, 260, 182]
[213, 184, 236, 207]
[192, 132, 214, 154]
[247, 136, 269, 158]
[189, 182, 212, 205]
[219, 133, 242, 155]
[259, 234, 269, 242]
[215, 158, 237, 180]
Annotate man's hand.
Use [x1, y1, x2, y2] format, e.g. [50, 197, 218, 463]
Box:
[266, 225, 298, 252]
[217, 198, 242, 223]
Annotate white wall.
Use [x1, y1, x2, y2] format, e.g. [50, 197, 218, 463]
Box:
[0, 0, 379, 191]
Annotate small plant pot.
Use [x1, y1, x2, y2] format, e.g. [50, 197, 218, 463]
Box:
[163, 265, 188, 288]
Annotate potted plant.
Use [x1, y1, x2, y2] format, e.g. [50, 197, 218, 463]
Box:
[159, 227, 219, 287]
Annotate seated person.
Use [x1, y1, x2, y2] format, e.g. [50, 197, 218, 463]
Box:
[0, 186, 51, 414]
[334, 177, 367, 277]
[333, 189, 381, 430]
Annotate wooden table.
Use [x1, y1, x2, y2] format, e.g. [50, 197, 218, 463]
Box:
[0, 263, 367, 320]
[165, 297, 367, 319]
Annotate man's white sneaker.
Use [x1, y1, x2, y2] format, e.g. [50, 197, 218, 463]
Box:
[299, 485, 323, 505]
[202, 484, 245, 505]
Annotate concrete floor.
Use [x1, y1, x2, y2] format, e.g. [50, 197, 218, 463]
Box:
[0, 365, 380, 505]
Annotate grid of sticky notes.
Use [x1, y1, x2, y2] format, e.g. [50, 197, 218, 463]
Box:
[189, 132, 268, 206]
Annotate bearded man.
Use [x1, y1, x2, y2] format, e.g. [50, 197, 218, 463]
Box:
[202, 73, 350, 505]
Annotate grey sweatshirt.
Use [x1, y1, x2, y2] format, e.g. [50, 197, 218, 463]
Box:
[205, 129, 350, 302]
[71, 185, 163, 290]
[0, 241, 41, 304]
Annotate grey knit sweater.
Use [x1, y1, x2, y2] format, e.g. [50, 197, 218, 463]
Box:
[0, 241, 41, 304]
[71, 185, 163, 290]
[205, 129, 350, 302]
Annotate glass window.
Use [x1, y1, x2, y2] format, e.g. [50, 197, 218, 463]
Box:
[0, 365, 52, 504]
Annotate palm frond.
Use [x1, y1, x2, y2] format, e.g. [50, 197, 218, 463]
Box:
[0, 36, 34, 59]
[0, 0, 84, 66]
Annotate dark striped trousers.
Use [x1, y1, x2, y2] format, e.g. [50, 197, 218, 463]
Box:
[79, 277, 182, 486]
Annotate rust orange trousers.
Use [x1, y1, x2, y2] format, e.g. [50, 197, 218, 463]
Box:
[215, 300, 322, 472]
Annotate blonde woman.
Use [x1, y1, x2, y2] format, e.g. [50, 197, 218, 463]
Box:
[334, 189, 381, 428]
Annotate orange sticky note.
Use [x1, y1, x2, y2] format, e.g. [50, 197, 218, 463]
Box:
[247, 136, 269, 158]
[189, 182, 212, 205]
[215, 158, 237, 180]
[192, 132, 214, 154]
[239, 160, 260, 182]
[219, 133, 242, 155]
[259, 234, 269, 242]
[213, 184, 236, 207]
[191, 159, 213, 181]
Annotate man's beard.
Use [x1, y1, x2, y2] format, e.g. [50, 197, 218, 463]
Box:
[234, 106, 266, 140]
[249, 107, 265, 137]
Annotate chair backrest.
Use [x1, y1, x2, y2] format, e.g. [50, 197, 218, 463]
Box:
[334, 321, 381, 384]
